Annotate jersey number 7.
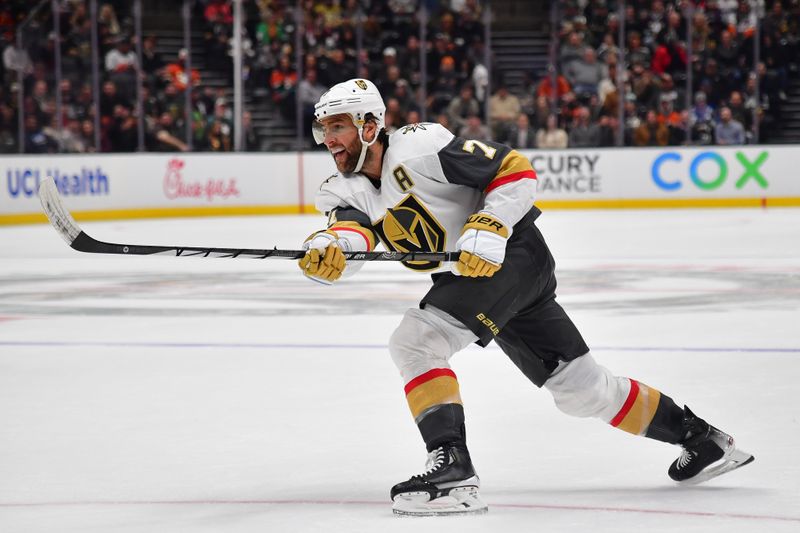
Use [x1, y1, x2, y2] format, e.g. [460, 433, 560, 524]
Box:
[462, 139, 497, 160]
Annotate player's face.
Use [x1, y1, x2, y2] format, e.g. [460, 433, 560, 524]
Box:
[320, 115, 361, 173]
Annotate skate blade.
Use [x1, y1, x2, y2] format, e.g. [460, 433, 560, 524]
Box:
[680, 447, 755, 485]
[392, 486, 488, 517]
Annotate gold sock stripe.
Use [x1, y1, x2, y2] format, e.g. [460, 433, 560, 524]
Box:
[612, 380, 662, 436]
[405, 370, 462, 419]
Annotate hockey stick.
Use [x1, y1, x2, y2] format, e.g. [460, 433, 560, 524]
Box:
[37, 177, 459, 262]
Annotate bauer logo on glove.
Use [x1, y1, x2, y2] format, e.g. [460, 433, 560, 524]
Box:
[454, 212, 511, 278]
[465, 214, 506, 233]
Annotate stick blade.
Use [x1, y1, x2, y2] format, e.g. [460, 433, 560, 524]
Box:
[38, 177, 82, 246]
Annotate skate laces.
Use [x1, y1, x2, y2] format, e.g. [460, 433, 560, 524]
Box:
[416, 447, 447, 478]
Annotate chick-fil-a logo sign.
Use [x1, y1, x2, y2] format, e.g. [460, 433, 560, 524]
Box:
[163, 158, 240, 201]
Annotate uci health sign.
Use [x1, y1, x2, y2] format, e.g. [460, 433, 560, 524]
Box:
[2, 159, 114, 222]
[7, 166, 110, 198]
[0, 153, 301, 224]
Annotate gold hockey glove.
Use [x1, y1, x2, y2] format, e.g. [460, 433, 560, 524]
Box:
[298, 230, 346, 284]
[454, 212, 511, 278]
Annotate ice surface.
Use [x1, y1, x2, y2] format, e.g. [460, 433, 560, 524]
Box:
[1, 208, 799, 532]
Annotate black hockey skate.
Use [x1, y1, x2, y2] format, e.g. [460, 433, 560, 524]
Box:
[391, 444, 487, 516]
[668, 406, 754, 484]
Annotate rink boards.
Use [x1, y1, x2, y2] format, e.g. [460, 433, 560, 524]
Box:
[2, 144, 799, 225]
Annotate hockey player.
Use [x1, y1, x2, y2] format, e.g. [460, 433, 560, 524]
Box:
[297, 78, 754, 516]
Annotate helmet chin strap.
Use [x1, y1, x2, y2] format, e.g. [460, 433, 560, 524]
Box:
[353, 125, 380, 173]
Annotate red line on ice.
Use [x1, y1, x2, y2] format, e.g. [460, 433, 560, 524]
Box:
[0, 498, 798, 522]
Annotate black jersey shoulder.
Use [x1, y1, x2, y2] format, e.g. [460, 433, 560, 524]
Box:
[437, 136, 513, 189]
[328, 205, 372, 227]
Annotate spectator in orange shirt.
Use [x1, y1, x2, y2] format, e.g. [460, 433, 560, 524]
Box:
[270, 55, 298, 117]
[164, 49, 200, 92]
[656, 96, 682, 127]
[536, 74, 571, 102]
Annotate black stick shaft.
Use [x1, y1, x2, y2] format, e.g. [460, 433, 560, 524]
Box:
[38, 177, 458, 262]
[70, 232, 458, 261]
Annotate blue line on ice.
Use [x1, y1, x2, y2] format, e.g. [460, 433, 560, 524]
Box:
[0, 341, 798, 353]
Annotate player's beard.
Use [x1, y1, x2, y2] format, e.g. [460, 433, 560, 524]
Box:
[332, 136, 363, 174]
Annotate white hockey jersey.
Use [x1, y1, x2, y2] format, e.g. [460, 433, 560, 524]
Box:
[315, 122, 538, 272]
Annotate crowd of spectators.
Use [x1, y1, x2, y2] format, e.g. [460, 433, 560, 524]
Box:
[2, 0, 134, 152]
[537, 0, 800, 148]
[1, 0, 799, 154]
[237, 0, 489, 146]
[0, 0, 239, 153]
[228, 0, 800, 148]
[0, 0, 489, 153]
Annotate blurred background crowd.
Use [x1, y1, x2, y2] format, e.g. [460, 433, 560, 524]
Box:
[1, 0, 798, 154]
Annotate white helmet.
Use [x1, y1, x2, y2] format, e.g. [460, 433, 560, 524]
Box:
[313, 78, 386, 173]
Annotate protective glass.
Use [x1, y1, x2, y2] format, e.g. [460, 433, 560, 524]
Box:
[312, 121, 326, 144]
[311, 120, 353, 145]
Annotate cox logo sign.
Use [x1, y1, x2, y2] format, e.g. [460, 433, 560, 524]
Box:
[651, 151, 768, 191]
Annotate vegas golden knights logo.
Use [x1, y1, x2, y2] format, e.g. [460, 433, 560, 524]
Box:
[355, 79, 368, 90]
[374, 195, 446, 271]
[401, 123, 427, 134]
